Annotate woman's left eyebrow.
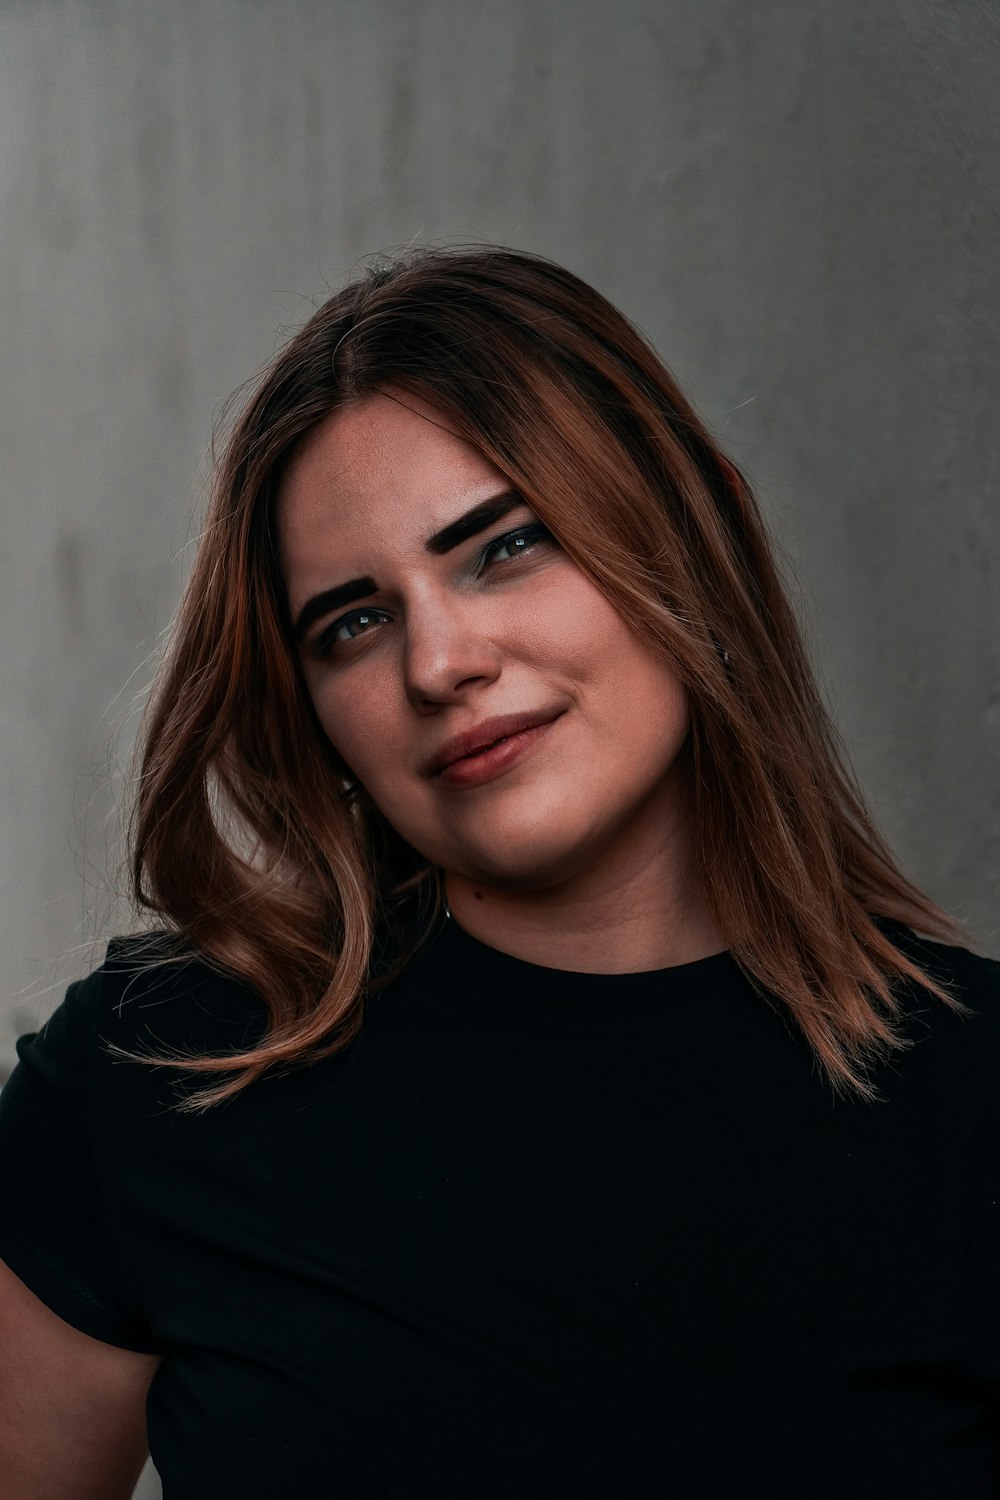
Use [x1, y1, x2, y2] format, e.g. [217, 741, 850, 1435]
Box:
[423, 489, 526, 555]
[292, 489, 527, 642]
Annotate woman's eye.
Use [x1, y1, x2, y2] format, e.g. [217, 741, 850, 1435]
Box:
[478, 523, 552, 570]
[317, 609, 388, 654]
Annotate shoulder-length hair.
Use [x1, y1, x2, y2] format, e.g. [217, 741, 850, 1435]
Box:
[129, 244, 967, 1110]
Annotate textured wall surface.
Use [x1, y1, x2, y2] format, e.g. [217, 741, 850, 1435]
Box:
[3, 0, 999, 1031]
[1, 7, 997, 1486]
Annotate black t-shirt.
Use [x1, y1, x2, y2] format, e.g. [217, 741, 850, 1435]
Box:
[1, 912, 998, 1498]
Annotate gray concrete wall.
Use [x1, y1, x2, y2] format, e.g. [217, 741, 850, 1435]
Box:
[1, 6, 997, 1490]
[4, 0, 999, 1033]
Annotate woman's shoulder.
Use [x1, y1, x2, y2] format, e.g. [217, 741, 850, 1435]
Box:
[873, 921, 1000, 1108]
[880, 920, 1000, 1010]
[31, 929, 268, 1071]
[100, 928, 260, 1002]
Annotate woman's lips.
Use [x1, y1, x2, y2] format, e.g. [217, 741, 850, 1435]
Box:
[426, 707, 564, 776]
[437, 718, 560, 788]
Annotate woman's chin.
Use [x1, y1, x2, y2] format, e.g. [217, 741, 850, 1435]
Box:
[440, 826, 624, 897]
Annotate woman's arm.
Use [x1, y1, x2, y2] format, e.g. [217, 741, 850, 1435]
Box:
[0, 1259, 161, 1500]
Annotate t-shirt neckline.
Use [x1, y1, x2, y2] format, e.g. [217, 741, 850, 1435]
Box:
[410, 908, 751, 1036]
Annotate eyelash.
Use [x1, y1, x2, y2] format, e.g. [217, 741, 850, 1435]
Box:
[313, 523, 554, 656]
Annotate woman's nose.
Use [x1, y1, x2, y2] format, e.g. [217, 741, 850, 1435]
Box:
[402, 601, 503, 707]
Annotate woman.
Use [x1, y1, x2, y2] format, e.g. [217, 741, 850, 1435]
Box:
[0, 246, 996, 1498]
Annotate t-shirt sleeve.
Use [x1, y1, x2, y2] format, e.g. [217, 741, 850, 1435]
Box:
[963, 952, 1000, 1448]
[0, 953, 161, 1352]
[911, 936, 1000, 1449]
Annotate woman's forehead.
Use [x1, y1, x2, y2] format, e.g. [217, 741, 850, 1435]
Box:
[275, 392, 512, 583]
[284, 393, 499, 506]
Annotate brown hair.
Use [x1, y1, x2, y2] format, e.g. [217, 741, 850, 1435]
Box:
[128, 243, 967, 1110]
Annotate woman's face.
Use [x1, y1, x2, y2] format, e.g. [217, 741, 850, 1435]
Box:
[277, 391, 692, 899]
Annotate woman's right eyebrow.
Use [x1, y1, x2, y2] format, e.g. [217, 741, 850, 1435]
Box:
[292, 489, 527, 641]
